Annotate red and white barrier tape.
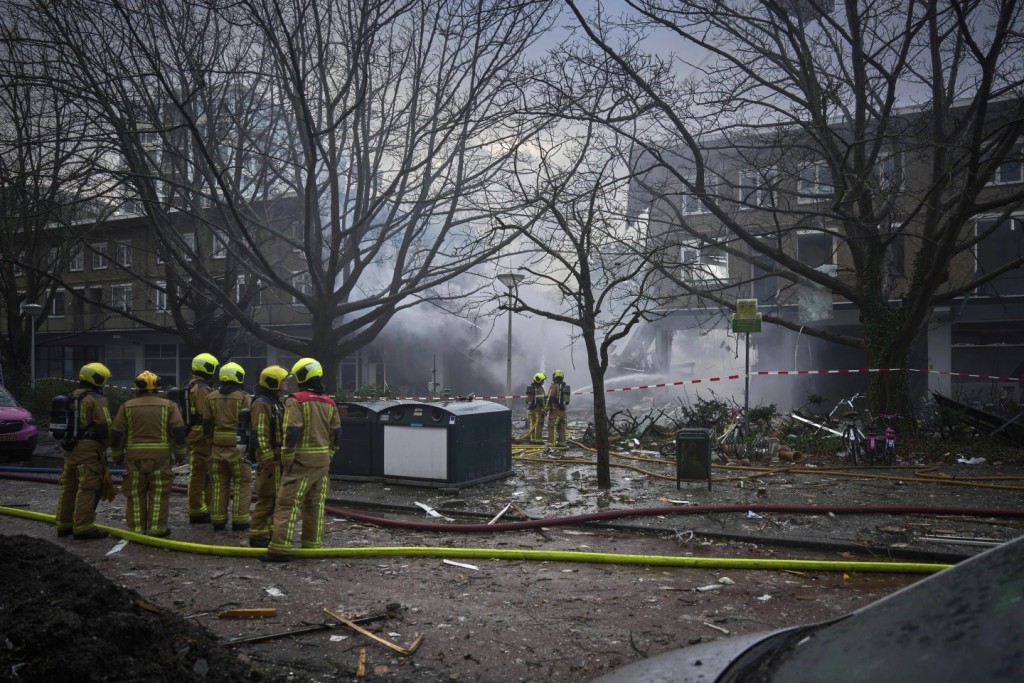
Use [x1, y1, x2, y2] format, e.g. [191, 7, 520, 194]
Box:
[390, 367, 1021, 402]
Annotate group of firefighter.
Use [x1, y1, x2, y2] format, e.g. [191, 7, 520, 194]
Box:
[53, 354, 340, 563]
[525, 370, 571, 449]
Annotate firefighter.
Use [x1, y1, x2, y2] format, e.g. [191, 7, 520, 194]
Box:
[203, 362, 252, 531]
[526, 372, 547, 445]
[111, 371, 186, 537]
[55, 362, 114, 540]
[260, 357, 340, 562]
[185, 352, 219, 524]
[546, 369, 570, 450]
[248, 365, 288, 548]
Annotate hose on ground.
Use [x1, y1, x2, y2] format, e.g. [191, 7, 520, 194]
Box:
[0, 505, 950, 574]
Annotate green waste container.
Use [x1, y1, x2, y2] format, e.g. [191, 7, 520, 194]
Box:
[676, 428, 712, 490]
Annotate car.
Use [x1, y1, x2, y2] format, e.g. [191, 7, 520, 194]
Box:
[593, 533, 1024, 683]
[0, 385, 38, 458]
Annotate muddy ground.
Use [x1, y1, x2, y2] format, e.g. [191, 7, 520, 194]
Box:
[1, 434, 1022, 682]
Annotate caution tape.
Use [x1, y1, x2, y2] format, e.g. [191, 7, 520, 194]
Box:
[390, 366, 1020, 402]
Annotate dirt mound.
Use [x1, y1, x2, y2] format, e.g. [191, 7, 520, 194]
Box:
[0, 534, 258, 682]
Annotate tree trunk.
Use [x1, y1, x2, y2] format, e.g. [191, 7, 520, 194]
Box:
[585, 335, 612, 489]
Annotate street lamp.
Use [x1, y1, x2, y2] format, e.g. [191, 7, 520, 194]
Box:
[496, 272, 524, 409]
[20, 303, 44, 386]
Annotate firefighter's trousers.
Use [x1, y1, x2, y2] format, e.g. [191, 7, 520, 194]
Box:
[56, 447, 105, 534]
[186, 428, 213, 518]
[528, 408, 546, 444]
[250, 458, 281, 542]
[267, 453, 330, 556]
[123, 452, 173, 536]
[210, 444, 252, 527]
[547, 408, 567, 447]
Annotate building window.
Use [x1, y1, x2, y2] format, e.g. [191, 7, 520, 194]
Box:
[143, 343, 178, 386]
[153, 281, 168, 312]
[738, 169, 773, 209]
[682, 175, 717, 215]
[184, 232, 196, 253]
[212, 232, 227, 260]
[291, 272, 313, 302]
[750, 234, 778, 303]
[69, 245, 84, 272]
[50, 289, 67, 317]
[115, 240, 132, 268]
[106, 345, 136, 384]
[798, 161, 833, 203]
[975, 216, 1024, 295]
[992, 138, 1023, 185]
[680, 241, 728, 282]
[873, 153, 903, 191]
[287, 220, 303, 251]
[92, 243, 108, 270]
[110, 284, 132, 312]
[797, 231, 834, 267]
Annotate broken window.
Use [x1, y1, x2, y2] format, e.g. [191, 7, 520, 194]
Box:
[680, 241, 729, 282]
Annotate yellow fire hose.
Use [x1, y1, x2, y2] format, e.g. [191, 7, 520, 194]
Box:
[1, 505, 951, 575]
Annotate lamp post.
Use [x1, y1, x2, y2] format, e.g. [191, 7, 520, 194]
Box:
[496, 272, 524, 409]
[20, 303, 44, 386]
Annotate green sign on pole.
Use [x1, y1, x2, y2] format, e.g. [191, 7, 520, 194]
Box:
[731, 313, 762, 333]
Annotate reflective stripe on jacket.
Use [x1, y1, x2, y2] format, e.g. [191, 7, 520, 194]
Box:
[203, 388, 252, 447]
[111, 394, 186, 457]
[282, 391, 340, 459]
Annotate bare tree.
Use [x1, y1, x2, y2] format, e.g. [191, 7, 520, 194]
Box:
[567, 0, 1024, 412]
[504, 114, 672, 486]
[22, 0, 559, 387]
[0, 11, 115, 388]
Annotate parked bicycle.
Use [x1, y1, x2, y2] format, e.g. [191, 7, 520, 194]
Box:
[866, 413, 899, 466]
[840, 406, 869, 464]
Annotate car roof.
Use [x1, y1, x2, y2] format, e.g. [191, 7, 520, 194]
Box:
[594, 534, 1024, 683]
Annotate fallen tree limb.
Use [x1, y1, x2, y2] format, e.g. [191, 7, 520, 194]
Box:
[323, 607, 423, 656]
[222, 612, 389, 647]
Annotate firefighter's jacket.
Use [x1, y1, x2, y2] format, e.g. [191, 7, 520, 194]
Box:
[67, 388, 112, 460]
[251, 392, 284, 464]
[546, 380, 570, 411]
[202, 386, 252, 447]
[111, 394, 187, 460]
[282, 390, 340, 467]
[186, 375, 215, 427]
[526, 382, 547, 410]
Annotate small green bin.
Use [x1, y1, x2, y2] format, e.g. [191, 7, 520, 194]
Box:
[675, 428, 712, 490]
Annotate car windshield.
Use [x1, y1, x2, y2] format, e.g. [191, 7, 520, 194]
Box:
[0, 386, 19, 408]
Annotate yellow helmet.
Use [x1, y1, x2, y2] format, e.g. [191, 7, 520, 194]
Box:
[553, 370, 565, 381]
[291, 357, 323, 384]
[79, 362, 111, 388]
[135, 370, 160, 392]
[219, 362, 245, 385]
[191, 352, 219, 376]
[533, 372, 546, 383]
[259, 365, 288, 391]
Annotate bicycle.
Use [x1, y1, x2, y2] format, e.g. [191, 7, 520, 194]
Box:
[868, 413, 898, 466]
[840, 408, 868, 464]
[819, 392, 870, 463]
[716, 406, 770, 461]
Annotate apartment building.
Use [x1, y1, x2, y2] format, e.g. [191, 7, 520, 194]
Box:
[625, 101, 1024, 406]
